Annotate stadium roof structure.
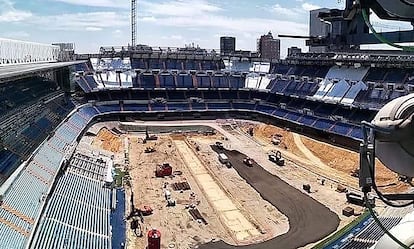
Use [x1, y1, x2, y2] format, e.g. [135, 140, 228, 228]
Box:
[0, 61, 87, 83]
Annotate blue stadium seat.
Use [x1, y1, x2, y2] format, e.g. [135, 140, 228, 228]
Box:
[384, 69, 407, 83]
[350, 127, 363, 140]
[185, 60, 197, 70]
[36, 118, 53, 131]
[167, 103, 190, 111]
[159, 74, 176, 88]
[150, 103, 166, 111]
[365, 68, 386, 82]
[167, 91, 186, 100]
[212, 76, 229, 88]
[270, 79, 291, 93]
[232, 102, 255, 110]
[131, 59, 147, 69]
[285, 111, 302, 121]
[74, 63, 89, 72]
[0, 150, 20, 176]
[166, 60, 180, 70]
[298, 115, 317, 126]
[271, 64, 292, 75]
[207, 102, 232, 110]
[229, 76, 245, 89]
[148, 59, 163, 70]
[139, 74, 156, 89]
[203, 91, 221, 100]
[196, 75, 211, 88]
[313, 119, 335, 130]
[220, 91, 238, 100]
[331, 123, 353, 136]
[273, 109, 289, 118]
[238, 91, 250, 100]
[190, 102, 206, 110]
[176, 74, 194, 88]
[123, 103, 149, 111]
[284, 80, 301, 95]
[95, 105, 121, 113]
[256, 104, 276, 114]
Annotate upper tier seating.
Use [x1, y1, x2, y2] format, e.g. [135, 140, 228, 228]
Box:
[130, 58, 224, 71]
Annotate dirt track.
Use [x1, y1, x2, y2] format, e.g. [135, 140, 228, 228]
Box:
[198, 146, 340, 249]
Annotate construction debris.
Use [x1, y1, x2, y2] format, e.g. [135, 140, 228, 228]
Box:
[303, 184, 311, 193]
[336, 185, 347, 193]
[342, 207, 355, 217]
[171, 182, 191, 191]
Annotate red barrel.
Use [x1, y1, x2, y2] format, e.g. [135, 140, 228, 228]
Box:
[147, 228, 161, 249]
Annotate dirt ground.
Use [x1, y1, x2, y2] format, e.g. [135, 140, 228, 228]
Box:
[92, 127, 122, 153]
[94, 121, 375, 249]
[248, 124, 305, 158]
[125, 131, 295, 249]
[126, 135, 234, 249]
[301, 137, 408, 193]
[249, 123, 410, 193]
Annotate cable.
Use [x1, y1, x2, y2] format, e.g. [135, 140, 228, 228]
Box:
[360, 122, 414, 207]
[358, 1, 414, 52]
[365, 192, 411, 249]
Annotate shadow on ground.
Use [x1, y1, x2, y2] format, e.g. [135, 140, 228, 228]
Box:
[197, 146, 340, 249]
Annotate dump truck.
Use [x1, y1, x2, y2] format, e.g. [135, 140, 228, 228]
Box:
[268, 151, 285, 166]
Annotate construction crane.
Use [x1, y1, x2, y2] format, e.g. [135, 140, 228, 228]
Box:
[131, 0, 137, 47]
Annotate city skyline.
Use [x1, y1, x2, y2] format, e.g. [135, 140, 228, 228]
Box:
[0, 0, 411, 57]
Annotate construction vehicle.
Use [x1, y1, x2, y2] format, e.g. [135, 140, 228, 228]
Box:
[143, 127, 158, 143]
[398, 175, 413, 183]
[215, 141, 224, 150]
[218, 153, 229, 164]
[243, 157, 253, 167]
[144, 146, 156, 153]
[268, 151, 285, 166]
[128, 192, 153, 218]
[155, 163, 172, 177]
[127, 192, 146, 237]
[271, 137, 281, 145]
[139, 205, 153, 216]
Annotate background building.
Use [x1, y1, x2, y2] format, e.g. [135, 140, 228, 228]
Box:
[220, 36, 236, 55]
[288, 46, 302, 57]
[309, 8, 331, 53]
[257, 32, 280, 60]
[52, 43, 75, 62]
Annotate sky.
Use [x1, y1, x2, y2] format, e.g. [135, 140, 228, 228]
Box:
[0, 0, 411, 57]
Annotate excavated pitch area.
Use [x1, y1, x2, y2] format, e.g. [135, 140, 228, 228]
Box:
[198, 146, 340, 249]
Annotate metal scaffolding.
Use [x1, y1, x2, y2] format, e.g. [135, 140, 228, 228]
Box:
[0, 38, 59, 65]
